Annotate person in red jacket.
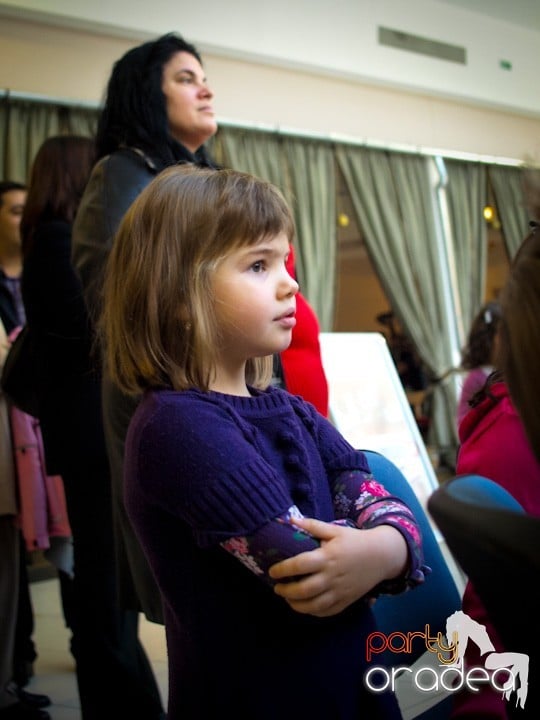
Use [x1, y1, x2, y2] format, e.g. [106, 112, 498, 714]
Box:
[280, 245, 329, 417]
[450, 370, 540, 719]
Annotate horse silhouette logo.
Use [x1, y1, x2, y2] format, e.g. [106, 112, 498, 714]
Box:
[446, 610, 528, 709]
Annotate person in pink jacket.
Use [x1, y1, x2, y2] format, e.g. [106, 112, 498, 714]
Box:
[450, 370, 540, 718]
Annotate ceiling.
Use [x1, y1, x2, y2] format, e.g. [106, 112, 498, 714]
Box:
[433, 0, 540, 33]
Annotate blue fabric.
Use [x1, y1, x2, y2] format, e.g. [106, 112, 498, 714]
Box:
[366, 452, 462, 719]
[364, 452, 461, 663]
[444, 474, 525, 513]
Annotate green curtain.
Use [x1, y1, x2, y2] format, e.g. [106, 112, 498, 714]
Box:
[214, 126, 337, 327]
[488, 165, 529, 259]
[63, 106, 99, 137]
[214, 126, 289, 190]
[278, 137, 336, 330]
[444, 159, 487, 341]
[0, 96, 98, 182]
[2, 96, 521, 462]
[336, 144, 459, 460]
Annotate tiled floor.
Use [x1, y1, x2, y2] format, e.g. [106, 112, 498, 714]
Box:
[27, 576, 168, 719]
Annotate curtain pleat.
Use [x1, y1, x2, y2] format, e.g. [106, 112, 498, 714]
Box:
[444, 160, 488, 340]
[216, 127, 288, 190]
[0, 97, 98, 182]
[61, 106, 98, 138]
[215, 127, 336, 327]
[3, 102, 60, 181]
[280, 138, 336, 329]
[336, 145, 459, 458]
[488, 165, 529, 259]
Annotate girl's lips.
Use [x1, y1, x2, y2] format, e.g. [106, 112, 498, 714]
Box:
[276, 313, 296, 329]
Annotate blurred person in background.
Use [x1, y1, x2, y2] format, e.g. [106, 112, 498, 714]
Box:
[0, 180, 50, 720]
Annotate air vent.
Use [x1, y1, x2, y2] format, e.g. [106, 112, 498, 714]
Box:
[379, 26, 466, 64]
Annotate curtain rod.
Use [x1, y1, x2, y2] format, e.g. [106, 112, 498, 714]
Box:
[1, 89, 525, 167]
[1, 88, 101, 110]
[217, 117, 524, 167]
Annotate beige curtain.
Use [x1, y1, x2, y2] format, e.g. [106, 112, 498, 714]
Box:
[488, 165, 529, 259]
[336, 144, 459, 461]
[1, 96, 98, 182]
[281, 137, 336, 330]
[444, 159, 488, 341]
[214, 126, 337, 328]
[4, 99, 514, 463]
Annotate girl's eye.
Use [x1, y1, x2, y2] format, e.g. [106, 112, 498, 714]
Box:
[251, 261, 266, 273]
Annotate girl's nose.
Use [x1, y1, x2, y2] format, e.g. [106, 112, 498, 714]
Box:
[284, 272, 299, 297]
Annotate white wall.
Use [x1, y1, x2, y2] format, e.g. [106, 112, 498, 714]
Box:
[1, 1, 540, 162]
[2, 0, 539, 114]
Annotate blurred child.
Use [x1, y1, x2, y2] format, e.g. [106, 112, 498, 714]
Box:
[457, 300, 501, 425]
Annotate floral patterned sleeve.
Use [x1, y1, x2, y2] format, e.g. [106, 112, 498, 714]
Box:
[332, 468, 430, 595]
[221, 506, 353, 585]
[221, 471, 429, 594]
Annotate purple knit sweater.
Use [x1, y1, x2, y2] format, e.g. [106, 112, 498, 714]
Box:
[125, 385, 413, 719]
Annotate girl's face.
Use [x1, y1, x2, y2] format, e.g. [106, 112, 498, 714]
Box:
[211, 232, 299, 367]
[162, 51, 217, 153]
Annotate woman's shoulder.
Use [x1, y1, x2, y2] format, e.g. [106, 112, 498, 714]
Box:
[75, 149, 157, 242]
[92, 148, 156, 190]
[106, 147, 157, 172]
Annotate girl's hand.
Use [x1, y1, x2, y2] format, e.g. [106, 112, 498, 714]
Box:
[268, 517, 407, 617]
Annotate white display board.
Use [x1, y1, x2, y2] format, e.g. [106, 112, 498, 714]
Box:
[319, 332, 438, 511]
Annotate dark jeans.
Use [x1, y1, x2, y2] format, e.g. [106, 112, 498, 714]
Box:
[13, 533, 37, 688]
[61, 458, 164, 720]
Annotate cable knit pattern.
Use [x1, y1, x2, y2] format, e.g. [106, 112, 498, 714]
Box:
[126, 387, 353, 545]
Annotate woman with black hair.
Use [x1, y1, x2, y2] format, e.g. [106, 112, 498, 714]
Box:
[73, 33, 217, 326]
[71, 33, 217, 717]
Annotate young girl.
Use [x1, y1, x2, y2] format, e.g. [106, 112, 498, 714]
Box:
[101, 165, 428, 720]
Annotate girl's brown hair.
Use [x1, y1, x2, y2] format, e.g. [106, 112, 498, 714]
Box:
[21, 135, 96, 255]
[101, 165, 295, 395]
[460, 300, 501, 370]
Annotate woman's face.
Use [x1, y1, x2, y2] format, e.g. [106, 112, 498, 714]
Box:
[162, 51, 217, 153]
